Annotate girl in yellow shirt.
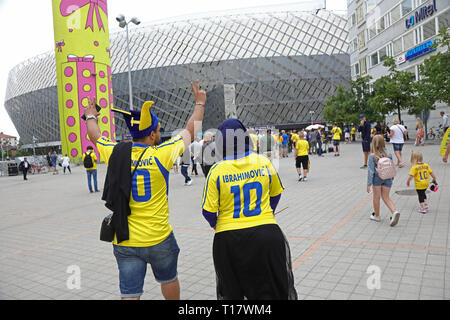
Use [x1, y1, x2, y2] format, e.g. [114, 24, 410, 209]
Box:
[406, 151, 438, 214]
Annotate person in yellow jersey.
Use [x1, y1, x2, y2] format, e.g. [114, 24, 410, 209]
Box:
[407, 151, 438, 214]
[294, 132, 310, 182]
[351, 125, 356, 142]
[84, 80, 206, 300]
[201, 118, 297, 300]
[291, 130, 299, 147]
[331, 123, 342, 156]
[248, 129, 259, 154]
[82, 145, 99, 193]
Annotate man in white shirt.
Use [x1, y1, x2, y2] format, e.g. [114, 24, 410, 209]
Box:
[190, 138, 202, 175]
[441, 111, 449, 134]
[19, 157, 31, 180]
[388, 119, 408, 168]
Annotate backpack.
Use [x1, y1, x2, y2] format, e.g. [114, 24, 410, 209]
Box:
[375, 156, 396, 180]
[83, 152, 94, 169]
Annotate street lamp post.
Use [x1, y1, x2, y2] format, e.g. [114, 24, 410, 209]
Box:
[32, 136, 37, 157]
[309, 110, 315, 125]
[116, 14, 141, 111]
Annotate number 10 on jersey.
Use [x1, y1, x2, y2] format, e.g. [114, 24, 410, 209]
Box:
[230, 182, 262, 218]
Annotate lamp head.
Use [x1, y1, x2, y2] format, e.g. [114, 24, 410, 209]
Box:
[130, 17, 141, 25]
[116, 14, 125, 22]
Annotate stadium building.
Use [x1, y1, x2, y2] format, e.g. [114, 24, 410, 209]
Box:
[5, 5, 350, 145]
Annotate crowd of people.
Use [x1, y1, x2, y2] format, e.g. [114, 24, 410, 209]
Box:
[15, 77, 449, 300]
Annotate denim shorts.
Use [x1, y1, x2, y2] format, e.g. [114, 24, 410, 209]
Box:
[333, 140, 340, 146]
[362, 140, 371, 152]
[372, 171, 393, 188]
[113, 232, 180, 298]
[392, 143, 404, 152]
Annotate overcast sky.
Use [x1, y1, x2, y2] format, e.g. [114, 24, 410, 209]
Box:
[0, 0, 347, 139]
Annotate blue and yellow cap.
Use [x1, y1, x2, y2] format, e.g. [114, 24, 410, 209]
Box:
[112, 101, 159, 139]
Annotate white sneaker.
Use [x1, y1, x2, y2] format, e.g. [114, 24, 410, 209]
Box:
[370, 212, 381, 222]
[303, 176, 308, 182]
[186, 180, 193, 186]
[390, 211, 400, 226]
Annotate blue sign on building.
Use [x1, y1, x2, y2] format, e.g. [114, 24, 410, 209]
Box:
[405, 0, 437, 29]
[406, 40, 436, 61]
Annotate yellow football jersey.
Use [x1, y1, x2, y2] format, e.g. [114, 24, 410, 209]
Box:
[409, 163, 433, 190]
[331, 127, 342, 140]
[96, 135, 184, 247]
[82, 151, 97, 170]
[295, 139, 309, 156]
[249, 133, 258, 151]
[202, 152, 284, 233]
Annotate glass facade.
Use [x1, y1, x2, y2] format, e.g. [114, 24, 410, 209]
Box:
[5, 8, 349, 144]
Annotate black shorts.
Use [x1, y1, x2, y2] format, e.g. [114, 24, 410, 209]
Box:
[416, 189, 427, 203]
[362, 140, 371, 152]
[213, 224, 297, 300]
[296, 155, 309, 169]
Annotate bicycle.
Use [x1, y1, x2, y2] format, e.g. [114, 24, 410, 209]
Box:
[30, 164, 48, 174]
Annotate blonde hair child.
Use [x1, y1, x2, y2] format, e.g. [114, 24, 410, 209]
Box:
[406, 151, 437, 214]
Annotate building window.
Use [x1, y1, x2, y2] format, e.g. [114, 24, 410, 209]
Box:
[379, 46, 387, 62]
[405, 66, 416, 81]
[356, 5, 365, 24]
[352, 62, 360, 77]
[368, 25, 377, 39]
[391, 5, 401, 23]
[351, 13, 356, 26]
[358, 30, 366, 50]
[370, 52, 379, 67]
[423, 19, 436, 40]
[401, 0, 413, 17]
[438, 10, 449, 31]
[393, 37, 403, 55]
[376, 16, 385, 33]
[403, 31, 414, 50]
[414, 27, 423, 45]
[360, 57, 367, 75]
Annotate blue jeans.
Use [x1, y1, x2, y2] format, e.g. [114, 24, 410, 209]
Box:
[86, 169, 98, 192]
[317, 140, 322, 156]
[181, 165, 191, 183]
[113, 232, 180, 298]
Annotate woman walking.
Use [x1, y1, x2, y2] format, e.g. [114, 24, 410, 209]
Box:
[388, 119, 407, 167]
[367, 135, 400, 226]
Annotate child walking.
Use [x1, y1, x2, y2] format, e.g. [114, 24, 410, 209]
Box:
[367, 135, 400, 226]
[406, 151, 438, 214]
[294, 132, 310, 181]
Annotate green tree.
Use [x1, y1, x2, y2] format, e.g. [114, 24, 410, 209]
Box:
[369, 56, 416, 123]
[411, 26, 449, 138]
[417, 26, 450, 105]
[324, 76, 381, 125]
[323, 84, 355, 124]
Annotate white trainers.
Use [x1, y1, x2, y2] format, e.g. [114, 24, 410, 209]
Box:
[370, 212, 381, 222]
[186, 180, 193, 186]
[390, 211, 400, 226]
[303, 176, 308, 182]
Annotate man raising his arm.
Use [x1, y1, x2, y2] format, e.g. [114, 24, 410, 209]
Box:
[84, 80, 206, 300]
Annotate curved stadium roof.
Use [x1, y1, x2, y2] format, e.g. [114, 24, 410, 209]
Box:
[5, 5, 349, 143]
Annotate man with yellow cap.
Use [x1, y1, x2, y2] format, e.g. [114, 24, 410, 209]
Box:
[84, 80, 206, 300]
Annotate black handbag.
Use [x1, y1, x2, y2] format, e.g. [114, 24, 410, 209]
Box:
[100, 214, 114, 242]
[99, 146, 149, 242]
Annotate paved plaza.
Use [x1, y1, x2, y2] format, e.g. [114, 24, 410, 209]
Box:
[0, 141, 449, 300]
